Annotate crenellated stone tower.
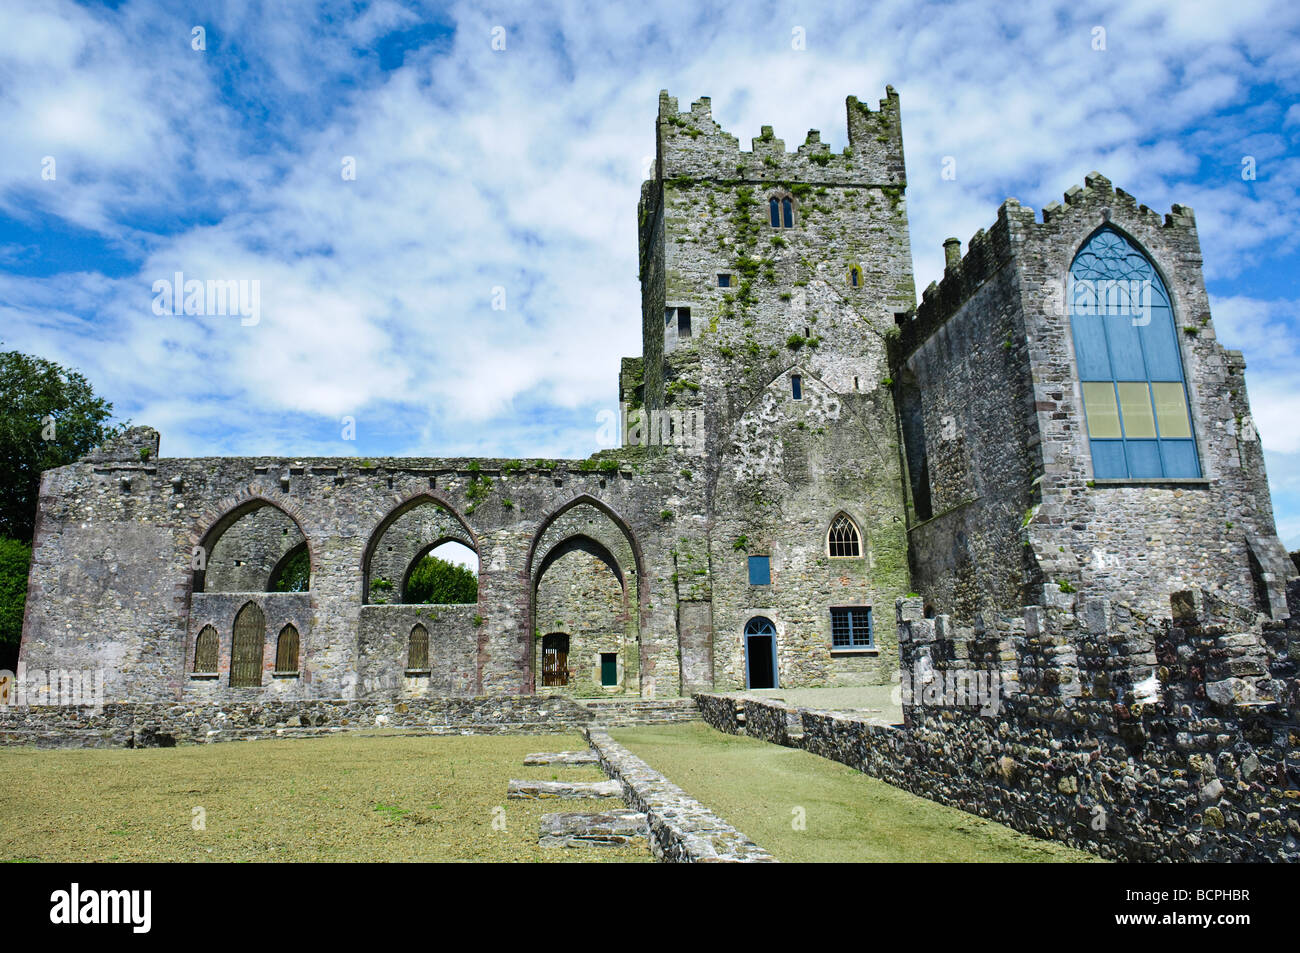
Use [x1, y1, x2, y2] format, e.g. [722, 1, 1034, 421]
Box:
[625, 89, 916, 692]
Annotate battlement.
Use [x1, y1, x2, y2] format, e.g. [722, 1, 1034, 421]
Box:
[654, 88, 906, 188]
[897, 583, 1294, 721]
[901, 172, 1200, 357]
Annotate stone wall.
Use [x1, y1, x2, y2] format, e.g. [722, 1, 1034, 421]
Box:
[20, 447, 699, 702]
[0, 694, 595, 748]
[357, 604, 479, 697]
[698, 586, 1300, 862]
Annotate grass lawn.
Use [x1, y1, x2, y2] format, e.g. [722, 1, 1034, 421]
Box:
[611, 722, 1101, 863]
[0, 733, 649, 862]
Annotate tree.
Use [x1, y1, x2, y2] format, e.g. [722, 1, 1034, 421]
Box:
[405, 555, 478, 604]
[269, 544, 311, 592]
[0, 538, 30, 671]
[0, 349, 126, 543]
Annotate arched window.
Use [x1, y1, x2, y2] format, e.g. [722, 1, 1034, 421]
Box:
[194, 625, 218, 674]
[1069, 228, 1199, 479]
[407, 623, 430, 673]
[275, 624, 299, 674]
[828, 514, 862, 558]
[770, 196, 794, 228]
[230, 601, 265, 688]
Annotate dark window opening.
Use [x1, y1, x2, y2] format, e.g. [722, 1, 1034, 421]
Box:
[748, 555, 771, 586]
[678, 307, 692, 338]
[850, 265, 861, 287]
[600, 653, 618, 687]
[769, 198, 780, 227]
[831, 607, 873, 648]
[718, 273, 731, 287]
[542, 633, 570, 687]
[791, 375, 803, 400]
[782, 197, 793, 228]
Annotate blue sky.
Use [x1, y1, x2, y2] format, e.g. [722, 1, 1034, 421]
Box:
[1, 0, 1298, 547]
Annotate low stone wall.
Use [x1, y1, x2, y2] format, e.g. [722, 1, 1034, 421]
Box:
[0, 695, 594, 748]
[697, 680, 1300, 863]
[586, 728, 774, 862]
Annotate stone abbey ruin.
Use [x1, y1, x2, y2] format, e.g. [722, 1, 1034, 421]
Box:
[10, 90, 1299, 861]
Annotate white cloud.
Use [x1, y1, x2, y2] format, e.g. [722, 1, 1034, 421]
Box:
[0, 0, 1298, 506]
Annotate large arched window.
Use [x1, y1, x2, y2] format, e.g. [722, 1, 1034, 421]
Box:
[827, 513, 862, 558]
[1069, 228, 1199, 479]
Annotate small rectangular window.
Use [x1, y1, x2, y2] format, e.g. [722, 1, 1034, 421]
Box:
[791, 375, 802, 400]
[678, 307, 692, 338]
[718, 274, 731, 287]
[748, 555, 771, 586]
[831, 607, 873, 648]
[600, 653, 618, 687]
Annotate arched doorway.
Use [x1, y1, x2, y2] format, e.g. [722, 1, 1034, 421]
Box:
[744, 617, 777, 689]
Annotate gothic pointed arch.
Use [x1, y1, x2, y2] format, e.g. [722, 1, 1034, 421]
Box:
[827, 511, 863, 558]
[361, 492, 480, 604]
[194, 497, 311, 594]
[1068, 225, 1199, 480]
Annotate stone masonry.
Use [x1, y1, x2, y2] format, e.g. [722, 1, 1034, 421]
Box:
[13, 88, 1296, 779]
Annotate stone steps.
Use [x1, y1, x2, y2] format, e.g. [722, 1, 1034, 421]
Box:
[523, 750, 599, 766]
[507, 779, 623, 800]
[580, 698, 701, 726]
[539, 810, 648, 848]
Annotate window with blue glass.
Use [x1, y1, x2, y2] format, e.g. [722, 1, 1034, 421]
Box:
[748, 555, 770, 586]
[830, 606, 872, 648]
[1069, 228, 1200, 479]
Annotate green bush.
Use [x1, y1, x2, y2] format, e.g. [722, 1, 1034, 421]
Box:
[405, 555, 478, 605]
[0, 537, 30, 670]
